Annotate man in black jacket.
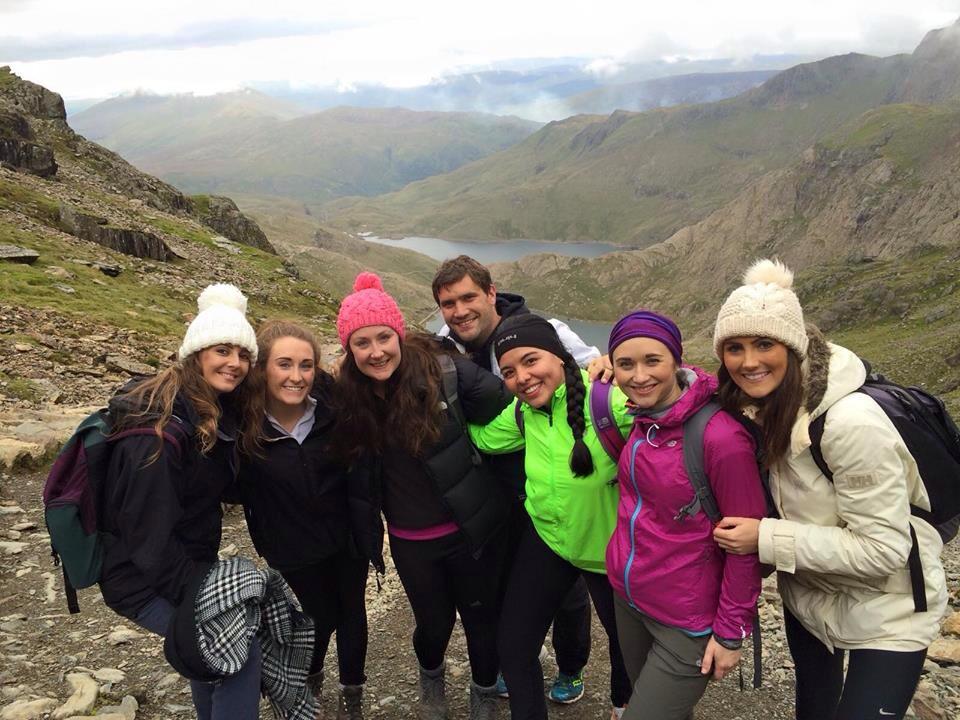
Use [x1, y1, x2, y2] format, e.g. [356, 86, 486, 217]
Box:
[432, 254, 601, 704]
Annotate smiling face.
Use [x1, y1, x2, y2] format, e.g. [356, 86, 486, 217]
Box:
[264, 336, 316, 412]
[436, 275, 499, 347]
[721, 335, 790, 400]
[612, 337, 682, 411]
[498, 345, 566, 409]
[348, 325, 402, 384]
[198, 344, 251, 394]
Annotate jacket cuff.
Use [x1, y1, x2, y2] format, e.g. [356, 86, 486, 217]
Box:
[758, 518, 797, 574]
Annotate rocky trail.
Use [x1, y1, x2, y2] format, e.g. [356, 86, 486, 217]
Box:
[0, 422, 958, 720]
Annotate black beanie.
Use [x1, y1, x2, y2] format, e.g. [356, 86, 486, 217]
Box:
[493, 314, 567, 362]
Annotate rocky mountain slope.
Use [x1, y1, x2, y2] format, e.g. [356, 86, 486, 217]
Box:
[328, 19, 960, 246]
[490, 101, 960, 408]
[72, 100, 540, 203]
[0, 66, 342, 412]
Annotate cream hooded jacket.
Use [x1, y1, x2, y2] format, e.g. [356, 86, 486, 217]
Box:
[757, 331, 947, 652]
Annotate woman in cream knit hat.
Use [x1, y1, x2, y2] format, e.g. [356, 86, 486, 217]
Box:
[711, 260, 947, 720]
[97, 283, 265, 720]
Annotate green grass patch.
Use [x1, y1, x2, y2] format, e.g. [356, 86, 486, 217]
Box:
[189, 194, 212, 215]
[0, 370, 42, 402]
[144, 215, 216, 246]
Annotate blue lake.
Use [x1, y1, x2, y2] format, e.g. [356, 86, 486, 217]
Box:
[361, 234, 619, 264]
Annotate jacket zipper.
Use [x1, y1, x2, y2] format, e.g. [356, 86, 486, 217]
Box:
[623, 437, 644, 609]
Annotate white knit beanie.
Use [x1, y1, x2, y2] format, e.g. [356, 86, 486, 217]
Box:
[178, 284, 258, 362]
[713, 259, 809, 359]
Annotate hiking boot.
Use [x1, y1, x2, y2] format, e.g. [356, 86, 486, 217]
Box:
[494, 673, 509, 698]
[306, 671, 324, 719]
[470, 681, 499, 720]
[548, 669, 585, 704]
[337, 684, 364, 720]
[418, 662, 447, 720]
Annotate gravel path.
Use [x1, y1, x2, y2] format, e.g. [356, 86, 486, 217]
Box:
[1, 468, 957, 719]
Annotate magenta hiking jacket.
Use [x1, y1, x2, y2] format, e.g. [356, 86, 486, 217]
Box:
[605, 366, 766, 641]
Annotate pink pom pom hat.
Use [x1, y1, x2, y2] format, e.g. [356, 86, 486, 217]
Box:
[336, 272, 406, 348]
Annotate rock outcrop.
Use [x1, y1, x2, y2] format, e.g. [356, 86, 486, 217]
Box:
[57, 204, 176, 261]
[190, 195, 276, 254]
[0, 111, 57, 177]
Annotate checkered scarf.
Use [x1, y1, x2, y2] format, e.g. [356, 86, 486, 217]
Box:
[194, 557, 317, 720]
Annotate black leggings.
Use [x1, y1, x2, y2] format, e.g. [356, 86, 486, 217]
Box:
[502, 500, 592, 674]
[784, 607, 927, 720]
[390, 530, 506, 686]
[498, 521, 631, 720]
[280, 551, 370, 686]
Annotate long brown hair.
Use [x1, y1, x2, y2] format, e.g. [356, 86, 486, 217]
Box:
[333, 331, 445, 461]
[717, 348, 804, 466]
[113, 354, 224, 456]
[238, 319, 325, 456]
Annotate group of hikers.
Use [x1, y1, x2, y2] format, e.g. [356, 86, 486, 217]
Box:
[85, 253, 949, 720]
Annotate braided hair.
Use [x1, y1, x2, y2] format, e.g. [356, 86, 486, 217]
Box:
[492, 313, 595, 478]
[560, 349, 594, 477]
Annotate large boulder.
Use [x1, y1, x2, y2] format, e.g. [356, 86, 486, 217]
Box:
[190, 195, 276, 254]
[0, 67, 66, 121]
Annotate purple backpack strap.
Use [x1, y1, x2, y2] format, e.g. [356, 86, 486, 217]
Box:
[589, 380, 626, 462]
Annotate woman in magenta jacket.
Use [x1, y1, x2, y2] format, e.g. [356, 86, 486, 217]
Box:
[604, 310, 767, 720]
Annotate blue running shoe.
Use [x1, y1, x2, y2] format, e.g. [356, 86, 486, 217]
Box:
[548, 670, 584, 704]
[495, 673, 509, 699]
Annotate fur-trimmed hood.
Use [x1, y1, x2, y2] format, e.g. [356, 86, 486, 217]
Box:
[790, 325, 867, 457]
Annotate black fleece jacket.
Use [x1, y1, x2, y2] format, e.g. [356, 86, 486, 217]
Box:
[235, 375, 351, 572]
[98, 390, 239, 619]
[348, 351, 512, 573]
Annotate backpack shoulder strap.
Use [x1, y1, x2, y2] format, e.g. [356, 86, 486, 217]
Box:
[807, 412, 834, 482]
[676, 400, 723, 524]
[514, 401, 524, 435]
[437, 353, 463, 425]
[588, 380, 627, 463]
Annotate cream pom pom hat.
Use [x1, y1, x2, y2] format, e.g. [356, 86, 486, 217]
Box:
[713, 259, 808, 359]
[177, 283, 258, 362]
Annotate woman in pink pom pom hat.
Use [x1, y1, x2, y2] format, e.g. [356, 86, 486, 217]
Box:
[333, 272, 514, 720]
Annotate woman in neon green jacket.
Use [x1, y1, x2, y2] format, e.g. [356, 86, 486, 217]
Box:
[469, 314, 632, 720]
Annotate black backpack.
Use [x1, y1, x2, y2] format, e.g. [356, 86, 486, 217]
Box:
[808, 364, 960, 613]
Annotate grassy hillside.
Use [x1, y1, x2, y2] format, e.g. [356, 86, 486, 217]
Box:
[328, 53, 913, 245]
[0, 70, 347, 407]
[233, 194, 439, 318]
[72, 100, 540, 202]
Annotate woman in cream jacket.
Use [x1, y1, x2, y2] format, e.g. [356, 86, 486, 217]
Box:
[711, 259, 947, 720]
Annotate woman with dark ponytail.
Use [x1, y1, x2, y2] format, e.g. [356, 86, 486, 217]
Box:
[469, 314, 632, 720]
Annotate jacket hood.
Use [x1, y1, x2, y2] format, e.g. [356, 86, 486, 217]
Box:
[108, 379, 200, 432]
[802, 326, 867, 421]
[631, 366, 719, 430]
[494, 292, 528, 322]
[788, 325, 866, 458]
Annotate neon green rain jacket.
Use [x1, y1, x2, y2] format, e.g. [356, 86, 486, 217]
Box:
[469, 370, 633, 573]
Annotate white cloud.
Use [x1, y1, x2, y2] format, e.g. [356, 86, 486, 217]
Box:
[1, 0, 957, 99]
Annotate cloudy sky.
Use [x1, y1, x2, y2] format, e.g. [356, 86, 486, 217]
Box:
[2, 0, 959, 100]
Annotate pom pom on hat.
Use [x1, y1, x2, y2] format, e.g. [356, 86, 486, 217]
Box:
[352, 272, 384, 293]
[337, 272, 405, 348]
[178, 283, 258, 363]
[743, 258, 794, 289]
[713, 258, 808, 359]
[197, 283, 248, 314]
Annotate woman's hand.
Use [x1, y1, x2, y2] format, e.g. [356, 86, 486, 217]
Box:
[713, 517, 761, 554]
[700, 637, 741, 681]
[587, 354, 614, 384]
